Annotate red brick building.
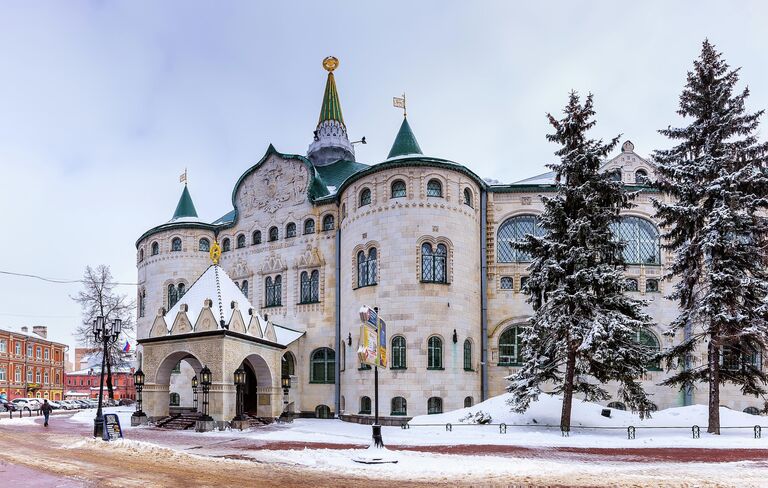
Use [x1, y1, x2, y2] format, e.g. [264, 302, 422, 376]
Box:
[0, 326, 66, 401]
[65, 364, 136, 400]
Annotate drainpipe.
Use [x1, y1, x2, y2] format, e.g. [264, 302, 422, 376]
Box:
[480, 190, 489, 402]
[334, 226, 341, 417]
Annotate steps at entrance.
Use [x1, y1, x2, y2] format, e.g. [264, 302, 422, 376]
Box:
[154, 412, 203, 430]
[242, 413, 275, 428]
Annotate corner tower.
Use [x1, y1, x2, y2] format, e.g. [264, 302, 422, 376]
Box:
[307, 56, 355, 166]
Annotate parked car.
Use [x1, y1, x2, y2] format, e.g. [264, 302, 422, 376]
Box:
[46, 400, 62, 409]
[61, 400, 80, 410]
[12, 398, 42, 410]
[0, 399, 17, 412]
[118, 398, 135, 406]
[74, 400, 90, 408]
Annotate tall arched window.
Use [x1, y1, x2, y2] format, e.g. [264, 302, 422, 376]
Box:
[310, 270, 319, 302]
[636, 328, 661, 371]
[357, 248, 378, 287]
[360, 396, 372, 414]
[199, 238, 210, 252]
[300, 271, 315, 303]
[265, 276, 282, 307]
[391, 180, 406, 198]
[286, 222, 296, 238]
[177, 283, 186, 299]
[236, 234, 246, 249]
[463, 188, 473, 207]
[497, 215, 543, 262]
[139, 249, 144, 262]
[151, 242, 159, 255]
[427, 179, 443, 197]
[169, 392, 180, 406]
[171, 237, 182, 252]
[391, 336, 406, 369]
[360, 188, 372, 206]
[427, 397, 443, 414]
[322, 214, 335, 231]
[463, 339, 473, 371]
[138, 289, 146, 318]
[240, 280, 248, 298]
[268, 227, 278, 242]
[304, 219, 315, 235]
[252, 230, 262, 245]
[222, 238, 231, 252]
[499, 326, 524, 366]
[391, 396, 407, 416]
[168, 284, 179, 309]
[427, 336, 443, 369]
[612, 216, 660, 265]
[310, 348, 335, 384]
[421, 243, 447, 283]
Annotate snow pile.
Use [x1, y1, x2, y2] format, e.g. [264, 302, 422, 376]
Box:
[459, 410, 493, 424]
[70, 407, 139, 429]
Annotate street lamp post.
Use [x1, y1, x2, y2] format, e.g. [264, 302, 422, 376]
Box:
[132, 369, 146, 419]
[191, 375, 198, 412]
[199, 366, 212, 421]
[92, 316, 122, 438]
[232, 367, 246, 422]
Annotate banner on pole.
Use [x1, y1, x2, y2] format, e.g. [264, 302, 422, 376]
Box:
[357, 323, 378, 366]
[358, 305, 387, 369]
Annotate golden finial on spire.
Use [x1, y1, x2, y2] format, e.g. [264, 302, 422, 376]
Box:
[323, 56, 339, 72]
[209, 240, 221, 265]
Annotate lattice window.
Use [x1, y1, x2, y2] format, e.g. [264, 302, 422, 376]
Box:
[421, 243, 447, 283]
[499, 326, 524, 366]
[636, 328, 661, 371]
[500, 277, 514, 289]
[252, 231, 262, 245]
[304, 219, 315, 235]
[391, 180, 406, 198]
[310, 348, 335, 384]
[391, 336, 406, 369]
[463, 339, 472, 370]
[427, 397, 443, 414]
[428, 336, 443, 369]
[463, 188, 473, 207]
[427, 179, 442, 197]
[612, 216, 660, 265]
[171, 237, 182, 252]
[268, 227, 278, 242]
[286, 222, 296, 238]
[322, 215, 335, 231]
[360, 188, 372, 206]
[497, 215, 543, 263]
[199, 238, 210, 252]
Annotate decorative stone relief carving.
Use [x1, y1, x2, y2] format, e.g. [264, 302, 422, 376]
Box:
[231, 258, 250, 279]
[260, 254, 288, 274]
[238, 157, 309, 218]
[295, 245, 324, 269]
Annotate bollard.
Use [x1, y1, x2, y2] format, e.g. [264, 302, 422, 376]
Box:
[692, 425, 700, 439]
[445, 423, 452, 432]
[627, 426, 636, 439]
[561, 427, 570, 437]
[499, 423, 507, 434]
[755, 425, 762, 439]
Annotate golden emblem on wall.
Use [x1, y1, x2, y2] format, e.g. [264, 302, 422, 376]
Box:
[210, 240, 222, 265]
[322, 56, 339, 72]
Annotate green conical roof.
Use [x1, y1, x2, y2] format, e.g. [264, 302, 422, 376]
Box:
[387, 117, 423, 158]
[318, 72, 345, 127]
[172, 185, 198, 220]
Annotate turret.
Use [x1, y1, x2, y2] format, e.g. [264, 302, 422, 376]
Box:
[387, 117, 423, 159]
[170, 184, 199, 222]
[307, 56, 355, 166]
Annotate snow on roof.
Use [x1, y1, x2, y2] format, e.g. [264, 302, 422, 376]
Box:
[273, 324, 304, 346]
[511, 171, 556, 185]
[68, 366, 133, 376]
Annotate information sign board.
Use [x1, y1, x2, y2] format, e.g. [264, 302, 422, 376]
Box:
[102, 413, 124, 441]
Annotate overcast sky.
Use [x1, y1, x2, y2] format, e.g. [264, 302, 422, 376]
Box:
[1, 1, 767, 354]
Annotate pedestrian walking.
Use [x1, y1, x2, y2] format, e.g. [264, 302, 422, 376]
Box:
[41, 399, 53, 427]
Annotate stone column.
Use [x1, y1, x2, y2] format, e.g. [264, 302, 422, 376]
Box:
[142, 383, 170, 419]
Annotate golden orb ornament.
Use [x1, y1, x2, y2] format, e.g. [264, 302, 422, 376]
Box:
[322, 56, 339, 72]
[209, 240, 222, 265]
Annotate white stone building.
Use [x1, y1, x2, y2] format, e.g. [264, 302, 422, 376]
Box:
[134, 58, 765, 423]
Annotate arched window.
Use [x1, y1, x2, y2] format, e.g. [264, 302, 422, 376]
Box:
[427, 179, 443, 197]
[391, 396, 407, 416]
[646, 279, 659, 292]
[252, 230, 262, 245]
[240, 280, 248, 298]
[310, 348, 335, 384]
[500, 277, 514, 290]
[722, 343, 760, 371]
[612, 216, 660, 265]
[236, 234, 246, 248]
[635, 169, 649, 184]
[421, 243, 447, 283]
[138, 289, 146, 318]
[168, 284, 179, 309]
[171, 237, 182, 252]
[608, 401, 627, 411]
[636, 328, 661, 371]
[744, 407, 761, 415]
[357, 248, 378, 287]
[323, 214, 335, 231]
[222, 238, 231, 252]
[265, 276, 281, 307]
[497, 215, 543, 262]
[391, 336, 406, 369]
[464, 396, 473, 408]
[427, 336, 443, 369]
[360, 188, 372, 207]
[169, 392, 180, 406]
[177, 283, 186, 299]
[427, 397, 443, 414]
[625, 278, 639, 292]
[268, 227, 278, 242]
[463, 339, 473, 371]
[463, 188, 473, 207]
[139, 249, 144, 262]
[360, 396, 372, 414]
[391, 180, 406, 198]
[300, 271, 317, 304]
[151, 242, 159, 256]
[286, 222, 296, 238]
[282, 352, 295, 387]
[304, 219, 315, 235]
[199, 238, 210, 252]
[499, 326, 524, 366]
[315, 405, 331, 419]
[310, 270, 319, 302]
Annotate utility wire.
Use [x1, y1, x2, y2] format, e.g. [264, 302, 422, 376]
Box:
[0, 270, 137, 286]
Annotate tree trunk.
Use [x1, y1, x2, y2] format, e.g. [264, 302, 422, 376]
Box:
[707, 336, 721, 434]
[105, 348, 115, 401]
[560, 344, 577, 433]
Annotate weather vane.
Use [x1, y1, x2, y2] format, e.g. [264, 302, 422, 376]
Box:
[179, 168, 188, 185]
[393, 93, 406, 117]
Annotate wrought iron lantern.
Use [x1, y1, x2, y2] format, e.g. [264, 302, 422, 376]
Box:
[132, 368, 146, 419]
[233, 366, 246, 422]
[199, 366, 213, 421]
[191, 375, 199, 411]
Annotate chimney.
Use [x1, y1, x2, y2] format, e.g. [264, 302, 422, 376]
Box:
[33, 326, 47, 339]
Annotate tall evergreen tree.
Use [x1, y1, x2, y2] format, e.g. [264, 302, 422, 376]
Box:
[653, 40, 768, 434]
[507, 92, 654, 432]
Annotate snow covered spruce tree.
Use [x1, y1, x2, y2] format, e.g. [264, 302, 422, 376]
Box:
[653, 40, 768, 434]
[507, 92, 655, 432]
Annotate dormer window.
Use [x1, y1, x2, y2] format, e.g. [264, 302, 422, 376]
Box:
[635, 169, 650, 184]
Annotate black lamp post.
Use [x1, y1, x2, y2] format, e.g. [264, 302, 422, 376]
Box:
[132, 369, 146, 419]
[92, 316, 122, 438]
[199, 365, 212, 421]
[233, 367, 246, 421]
[191, 375, 198, 412]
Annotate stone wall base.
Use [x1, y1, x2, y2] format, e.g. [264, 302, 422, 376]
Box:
[195, 420, 216, 432]
[340, 414, 411, 426]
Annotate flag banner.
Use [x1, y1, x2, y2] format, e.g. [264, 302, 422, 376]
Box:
[122, 341, 131, 352]
[179, 171, 187, 183]
[393, 97, 405, 109]
[357, 323, 378, 366]
[377, 317, 387, 369]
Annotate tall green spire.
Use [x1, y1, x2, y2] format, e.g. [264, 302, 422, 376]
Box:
[172, 185, 198, 220]
[387, 117, 423, 158]
[318, 71, 345, 127]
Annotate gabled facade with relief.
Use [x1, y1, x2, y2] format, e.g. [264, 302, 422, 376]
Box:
[135, 58, 765, 423]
